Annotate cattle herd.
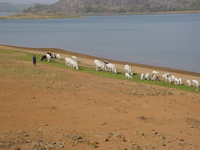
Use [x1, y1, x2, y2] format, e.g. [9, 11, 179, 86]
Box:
[41, 52, 200, 88]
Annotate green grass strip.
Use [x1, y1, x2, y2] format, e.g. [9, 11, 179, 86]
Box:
[1, 49, 199, 93]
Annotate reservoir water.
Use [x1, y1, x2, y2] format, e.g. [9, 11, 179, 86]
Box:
[0, 13, 200, 73]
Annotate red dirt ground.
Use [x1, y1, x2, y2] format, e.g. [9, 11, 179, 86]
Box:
[0, 45, 200, 150]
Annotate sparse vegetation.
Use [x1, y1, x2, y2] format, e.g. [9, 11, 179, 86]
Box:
[186, 118, 200, 129]
[186, 118, 200, 125]
[0, 12, 82, 19]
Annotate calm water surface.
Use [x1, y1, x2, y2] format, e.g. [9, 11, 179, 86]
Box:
[0, 13, 200, 73]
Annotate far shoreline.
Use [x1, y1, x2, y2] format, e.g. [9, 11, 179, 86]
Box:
[84, 10, 200, 16]
[0, 10, 200, 19]
[1, 44, 200, 78]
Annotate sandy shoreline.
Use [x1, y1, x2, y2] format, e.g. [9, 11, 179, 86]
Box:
[1, 44, 200, 77]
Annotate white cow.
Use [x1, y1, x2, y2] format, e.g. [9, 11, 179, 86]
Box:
[192, 80, 199, 87]
[174, 77, 182, 85]
[171, 75, 176, 83]
[151, 74, 159, 81]
[105, 63, 117, 73]
[46, 54, 51, 62]
[51, 53, 56, 58]
[71, 60, 79, 70]
[162, 73, 170, 81]
[168, 77, 172, 83]
[174, 78, 180, 85]
[65, 57, 78, 70]
[56, 54, 61, 60]
[140, 73, 145, 80]
[124, 65, 133, 76]
[65, 57, 73, 67]
[179, 78, 182, 85]
[41, 53, 51, 62]
[187, 80, 191, 86]
[152, 71, 159, 75]
[72, 56, 78, 62]
[125, 73, 132, 79]
[145, 73, 150, 80]
[94, 59, 105, 71]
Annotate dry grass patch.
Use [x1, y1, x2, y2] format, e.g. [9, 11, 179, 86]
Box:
[186, 118, 200, 128]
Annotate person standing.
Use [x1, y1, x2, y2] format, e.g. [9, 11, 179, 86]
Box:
[32, 55, 36, 66]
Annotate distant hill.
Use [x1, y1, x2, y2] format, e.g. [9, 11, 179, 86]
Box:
[36, 0, 200, 15]
[0, 2, 36, 12]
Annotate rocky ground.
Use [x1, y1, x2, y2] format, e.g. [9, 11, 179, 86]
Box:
[0, 45, 200, 150]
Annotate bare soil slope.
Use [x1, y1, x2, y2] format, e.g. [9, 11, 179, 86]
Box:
[0, 45, 200, 150]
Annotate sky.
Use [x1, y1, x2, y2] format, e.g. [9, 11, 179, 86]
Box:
[0, 0, 59, 4]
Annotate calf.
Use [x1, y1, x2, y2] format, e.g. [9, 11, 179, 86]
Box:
[125, 73, 132, 79]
